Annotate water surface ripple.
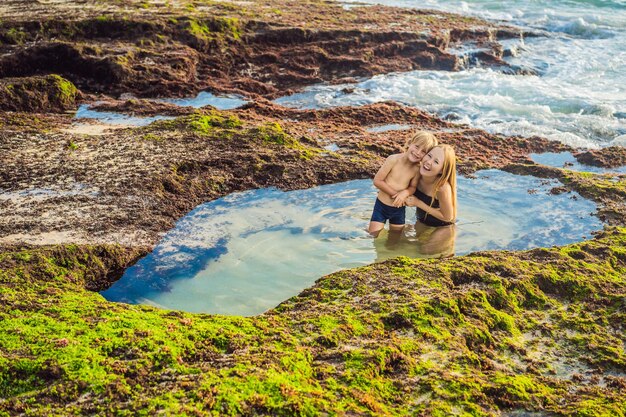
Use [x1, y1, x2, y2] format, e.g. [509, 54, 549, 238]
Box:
[102, 171, 601, 316]
[279, 0, 626, 148]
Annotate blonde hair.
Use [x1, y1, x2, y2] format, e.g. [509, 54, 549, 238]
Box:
[404, 130, 437, 152]
[424, 144, 457, 222]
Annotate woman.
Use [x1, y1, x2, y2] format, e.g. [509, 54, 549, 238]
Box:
[405, 144, 457, 256]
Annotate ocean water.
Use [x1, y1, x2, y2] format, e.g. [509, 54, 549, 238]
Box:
[277, 0, 626, 149]
[102, 171, 601, 316]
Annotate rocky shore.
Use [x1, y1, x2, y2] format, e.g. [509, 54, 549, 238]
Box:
[1, 0, 625, 415]
[0, 0, 531, 105]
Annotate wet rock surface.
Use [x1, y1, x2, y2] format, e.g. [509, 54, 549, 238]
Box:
[0, 0, 527, 100]
[575, 146, 626, 168]
[0, 75, 78, 112]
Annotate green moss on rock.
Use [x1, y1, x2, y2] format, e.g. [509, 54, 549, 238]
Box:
[0, 75, 79, 113]
[147, 112, 321, 161]
[248, 122, 321, 160]
[2, 229, 626, 414]
[150, 110, 242, 135]
[1, 27, 27, 45]
[251, 122, 295, 146]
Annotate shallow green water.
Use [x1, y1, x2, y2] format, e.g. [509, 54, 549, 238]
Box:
[102, 170, 602, 316]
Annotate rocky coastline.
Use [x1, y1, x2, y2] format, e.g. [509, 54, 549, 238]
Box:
[1, 0, 625, 415]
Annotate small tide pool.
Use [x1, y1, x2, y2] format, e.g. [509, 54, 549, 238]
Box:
[74, 105, 173, 126]
[101, 170, 602, 316]
[156, 91, 248, 109]
[366, 124, 413, 133]
[73, 91, 248, 127]
[531, 151, 626, 174]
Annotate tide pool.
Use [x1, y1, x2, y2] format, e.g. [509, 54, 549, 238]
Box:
[74, 91, 248, 126]
[74, 105, 174, 126]
[102, 170, 601, 316]
[157, 91, 248, 109]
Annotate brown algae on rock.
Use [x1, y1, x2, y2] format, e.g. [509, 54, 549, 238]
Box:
[0, 75, 78, 112]
[0, 0, 527, 99]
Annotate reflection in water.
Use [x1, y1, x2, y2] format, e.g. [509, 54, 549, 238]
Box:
[102, 171, 601, 316]
[413, 222, 456, 257]
[373, 224, 456, 261]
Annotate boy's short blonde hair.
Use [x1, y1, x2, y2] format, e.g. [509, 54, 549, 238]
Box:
[404, 131, 437, 151]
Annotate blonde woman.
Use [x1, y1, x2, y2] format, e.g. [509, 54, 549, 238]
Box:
[405, 144, 457, 256]
[406, 144, 457, 225]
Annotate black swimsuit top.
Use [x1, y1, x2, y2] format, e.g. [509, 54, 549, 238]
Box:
[414, 188, 453, 227]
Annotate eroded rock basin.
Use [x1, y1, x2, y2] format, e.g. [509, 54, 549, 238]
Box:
[103, 171, 601, 315]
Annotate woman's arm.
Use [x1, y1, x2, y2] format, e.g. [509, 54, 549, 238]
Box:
[408, 184, 455, 222]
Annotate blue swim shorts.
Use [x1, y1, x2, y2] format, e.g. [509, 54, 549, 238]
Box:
[370, 198, 406, 225]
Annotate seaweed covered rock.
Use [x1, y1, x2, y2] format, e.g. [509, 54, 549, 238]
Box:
[1, 230, 625, 415]
[0, 1, 527, 99]
[0, 75, 78, 112]
[575, 146, 626, 169]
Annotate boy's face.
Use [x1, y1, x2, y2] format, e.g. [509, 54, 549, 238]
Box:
[407, 144, 427, 163]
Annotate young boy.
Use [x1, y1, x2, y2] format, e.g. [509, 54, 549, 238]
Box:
[368, 131, 438, 237]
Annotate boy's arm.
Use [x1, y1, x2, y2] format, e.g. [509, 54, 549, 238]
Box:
[393, 173, 418, 207]
[373, 156, 401, 196]
[407, 173, 419, 195]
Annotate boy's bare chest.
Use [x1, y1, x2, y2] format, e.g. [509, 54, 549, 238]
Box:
[388, 163, 419, 183]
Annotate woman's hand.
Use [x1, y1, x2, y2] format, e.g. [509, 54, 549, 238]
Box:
[405, 195, 416, 207]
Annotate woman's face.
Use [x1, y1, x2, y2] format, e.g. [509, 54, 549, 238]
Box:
[420, 147, 445, 177]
